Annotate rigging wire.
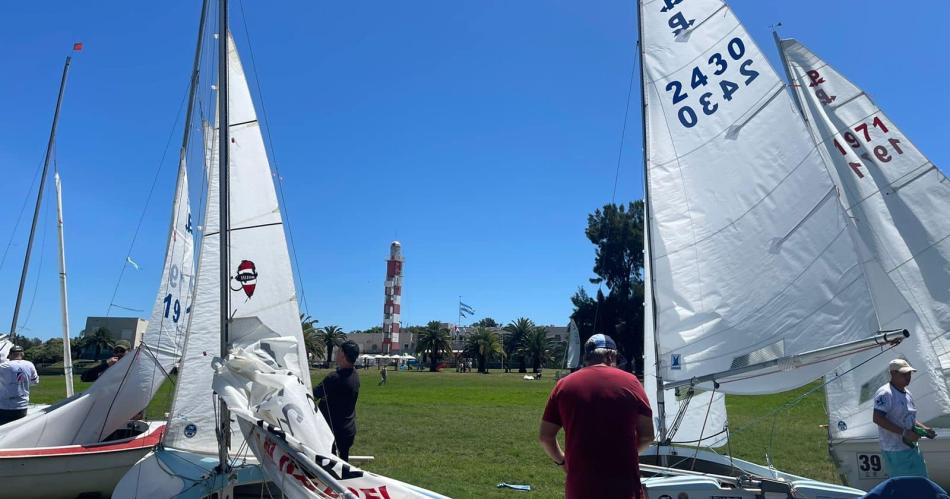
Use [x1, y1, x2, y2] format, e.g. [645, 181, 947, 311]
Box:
[590, 30, 640, 360]
[17, 170, 53, 333]
[104, 81, 192, 317]
[236, 0, 312, 317]
[0, 159, 44, 274]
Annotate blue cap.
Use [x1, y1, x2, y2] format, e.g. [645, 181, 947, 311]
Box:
[585, 334, 617, 352]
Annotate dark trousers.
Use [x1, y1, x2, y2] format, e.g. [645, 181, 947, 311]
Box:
[333, 433, 355, 462]
[0, 408, 27, 425]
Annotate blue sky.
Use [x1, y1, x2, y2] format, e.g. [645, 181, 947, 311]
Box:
[1, 1, 947, 340]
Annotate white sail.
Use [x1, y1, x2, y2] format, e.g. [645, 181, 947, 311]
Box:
[779, 37, 950, 439]
[565, 319, 580, 369]
[164, 32, 311, 455]
[639, 0, 879, 394]
[644, 203, 727, 447]
[0, 159, 194, 447]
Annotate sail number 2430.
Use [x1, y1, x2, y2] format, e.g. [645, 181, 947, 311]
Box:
[665, 37, 759, 129]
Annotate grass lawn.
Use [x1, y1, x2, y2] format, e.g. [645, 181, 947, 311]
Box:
[29, 369, 842, 499]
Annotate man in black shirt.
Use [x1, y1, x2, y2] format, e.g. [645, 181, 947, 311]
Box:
[314, 340, 360, 461]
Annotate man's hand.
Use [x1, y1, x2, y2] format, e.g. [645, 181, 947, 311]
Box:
[903, 429, 921, 443]
[106, 356, 119, 367]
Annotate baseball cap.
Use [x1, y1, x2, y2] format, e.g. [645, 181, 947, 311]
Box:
[889, 358, 916, 374]
[585, 333, 617, 353]
[114, 340, 131, 351]
[9, 345, 24, 353]
[339, 340, 360, 363]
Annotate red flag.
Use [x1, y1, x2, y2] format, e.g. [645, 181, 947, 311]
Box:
[73, 42, 83, 51]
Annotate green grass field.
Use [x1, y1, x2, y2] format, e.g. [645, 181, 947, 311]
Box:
[29, 369, 842, 498]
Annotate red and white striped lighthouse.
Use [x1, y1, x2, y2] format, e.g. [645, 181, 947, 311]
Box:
[382, 241, 404, 354]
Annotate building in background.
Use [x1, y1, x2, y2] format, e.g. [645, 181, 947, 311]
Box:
[77, 316, 147, 359]
[382, 241, 404, 353]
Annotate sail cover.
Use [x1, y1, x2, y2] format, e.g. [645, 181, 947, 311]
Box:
[780, 37, 950, 439]
[164, 32, 312, 456]
[639, 0, 880, 394]
[0, 160, 194, 447]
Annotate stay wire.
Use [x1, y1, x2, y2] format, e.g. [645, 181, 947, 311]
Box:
[236, 0, 311, 316]
[591, 34, 639, 346]
[18, 171, 52, 333]
[105, 80, 191, 317]
[1, 159, 44, 274]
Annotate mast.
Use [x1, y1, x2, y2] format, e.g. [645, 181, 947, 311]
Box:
[216, 0, 232, 473]
[54, 173, 74, 396]
[10, 56, 72, 339]
[772, 30, 808, 123]
[635, 0, 667, 445]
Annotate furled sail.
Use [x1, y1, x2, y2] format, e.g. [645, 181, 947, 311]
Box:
[163, 32, 311, 456]
[639, 0, 880, 394]
[0, 159, 194, 447]
[779, 37, 950, 439]
[565, 319, 581, 370]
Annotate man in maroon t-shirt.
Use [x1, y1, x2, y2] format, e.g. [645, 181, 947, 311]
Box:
[539, 334, 654, 499]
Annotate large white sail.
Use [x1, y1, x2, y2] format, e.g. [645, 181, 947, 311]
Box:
[0, 159, 194, 447]
[779, 37, 950, 440]
[643, 204, 727, 447]
[639, 0, 879, 394]
[164, 32, 311, 455]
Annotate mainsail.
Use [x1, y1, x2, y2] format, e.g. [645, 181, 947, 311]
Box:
[778, 37, 950, 440]
[0, 159, 194, 447]
[639, 0, 881, 395]
[163, 32, 311, 456]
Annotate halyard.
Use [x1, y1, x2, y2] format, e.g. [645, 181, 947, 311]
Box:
[30, 370, 844, 498]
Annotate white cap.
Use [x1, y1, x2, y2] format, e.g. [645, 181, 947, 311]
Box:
[888, 358, 917, 374]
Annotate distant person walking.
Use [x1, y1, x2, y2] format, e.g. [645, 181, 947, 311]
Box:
[379, 366, 388, 386]
[539, 334, 654, 499]
[81, 340, 130, 382]
[314, 340, 361, 461]
[0, 346, 39, 425]
[872, 358, 936, 478]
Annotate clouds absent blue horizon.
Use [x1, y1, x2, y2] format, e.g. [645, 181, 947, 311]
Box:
[1, 1, 947, 340]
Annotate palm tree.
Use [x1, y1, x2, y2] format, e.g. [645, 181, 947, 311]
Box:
[316, 325, 346, 367]
[415, 321, 452, 372]
[463, 327, 504, 373]
[503, 317, 534, 373]
[301, 314, 324, 366]
[518, 326, 555, 373]
[81, 327, 115, 359]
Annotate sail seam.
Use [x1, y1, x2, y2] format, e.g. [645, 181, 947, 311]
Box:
[645, 22, 743, 84]
[663, 227, 861, 362]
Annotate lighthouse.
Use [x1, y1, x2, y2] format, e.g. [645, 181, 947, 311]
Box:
[382, 241, 404, 354]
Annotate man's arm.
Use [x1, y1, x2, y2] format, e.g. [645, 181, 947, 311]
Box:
[636, 414, 655, 453]
[873, 410, 918, 443]
[539, 420, 565, 471]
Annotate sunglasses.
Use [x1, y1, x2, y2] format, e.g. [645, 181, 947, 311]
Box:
[114, 348, 127, 353]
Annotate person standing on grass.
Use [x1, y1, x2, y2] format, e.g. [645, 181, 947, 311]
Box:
[314, 340, 361, 461]
[872, 358, 936, 478]
[539, 334, 654, 499]
[379, 365, 388, 386]
[0, 346, 39, 425]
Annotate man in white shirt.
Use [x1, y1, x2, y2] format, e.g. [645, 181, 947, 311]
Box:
[0, 345, 39, 425]
[872, 358, 936, 478]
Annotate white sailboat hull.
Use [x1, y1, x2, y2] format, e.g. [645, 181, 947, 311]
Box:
[0, 422, 163, 499]
[642, 444, 866, 499]
[830, 432, 950, 492]
[113, 448, 272, 499]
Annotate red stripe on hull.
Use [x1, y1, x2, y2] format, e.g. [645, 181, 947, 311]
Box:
[0, 424, 164, 458]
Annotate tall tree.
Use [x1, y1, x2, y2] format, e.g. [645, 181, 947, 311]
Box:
[472, 317, 499, 328]
[317, 325, 346, 367]
[463, 327, 504, 373]
[571, 201, 646, 374]
[301, 314, 324, 365]
[415, 321, 452, 372]
[518, 326, 555, 373]
[503, 317, 534, 373]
